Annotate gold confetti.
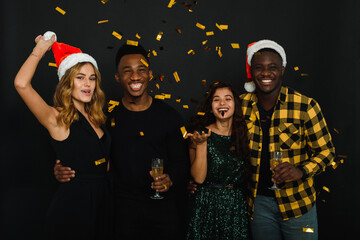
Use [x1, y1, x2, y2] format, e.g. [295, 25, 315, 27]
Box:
[126, 40, 138, 46]
[204, 46, 211, 51]
[175, 28, 182, 34]
[301, 73, 309, 76]
[156, 32, 163, 41]
[206, 31, 214, 36]
[331, 159, 344, 170]
[140, 58, 149, 67]
[219, 24, 228, 30]
[168, 0, 176, 8]
[94, 158, 106, 166]
[156, 83, 160, 89]
[231, 43, 240, 49]
[98, 20, 109, 24]
[159, 74, 165, 82]
[229, 146, 235, 151]
[176, 98, 181, 103]
[322, 186, 330, 192]
[303, 227, 314, 233]
[333, 128, 340, 134]
[136, 33, 141, 39]
[55, 6, 66, 15]
[163, 94, 171, 99]
[108, 100, 119, 112]
[180, 126, 188, 139]
[215, 23, 223, 31]
[196, 22, 206, 30]
[294, 66, 299, 71]
[216, 46, 223, 58]
[155, 95, 165, 100]
[173, 71, 180, 82]
[152, 50, 157, 56]
[197, 112, 205, 116]
[202, 80, 206, 87]
[187, 49, 195, 55]
[101, 0, 110, 4]
[139, 131, 145, 136]
[183, 105, 189, 109]
[202, 40, 208, 45]
[48, 62, 57, 67]
[112, 31, 122, 40]
[111, 118, 115, 127]
[337, 154, 348, 158]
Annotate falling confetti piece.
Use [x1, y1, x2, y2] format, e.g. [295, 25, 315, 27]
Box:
[156, 83, 160, 89]
[168, 0, 176, 8]
[111, 118, 115, 127]
[202, 80, 206, 87]
[331, 159, 344, 170]
[156, 32, 163, 41]
[176, 98, 181, 102]
[175, 28, 182, 34]
[163, 94, 171, 99]
[126, 40, 138, 46]
[48, 62, 57, 67]
[215, 23, 223, 31]
[98, 20, 109, 24]
[94, 158, 106, 166]
[196, 22, 206, 30]
[301, 73, 309, 76]
[139, 131, 145, 136]
[231, 43, 240, 49]
[112, 31, 122, 40]
[216, 46, 223, 58]
[151, 50, 157, 56]
[140, 58, 149, 67]
[202, 40, 208, 45]
[136, 33, 141, 39]
[173, 71, 180, 82]
[337, 154, 348, 158]
[108, 100, 119, 112]
[159, 74, 165, 82]
[333, 128, 340, 134]
[180, 126, 188, 139]
[206, 31, 214, 36]
[155, 95, 165, 100]
[187, 49, 195, 55]
[55, 6, 66, 15]
[294, 66, 299, 71]
[197, 112, 205, 116]
[101, 0, 110, 4]
[219, 24, 228, 30]
[183, 105, 189, 109]
[303, 227, 314, 233]
[322, 186, 330, 192]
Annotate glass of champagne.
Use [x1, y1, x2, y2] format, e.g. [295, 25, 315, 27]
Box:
[150, 158, 164, 200]
[269, 151, 282, 190]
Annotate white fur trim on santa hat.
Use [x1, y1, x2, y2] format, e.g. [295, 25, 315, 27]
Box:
[57, 53, 98, 80]
[244, 81, 256, 93]
[247, 39, 287, 67]
[43, 31, 57, 42]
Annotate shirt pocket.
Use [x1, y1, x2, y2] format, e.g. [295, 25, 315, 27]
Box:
[278, 123, 301, 150]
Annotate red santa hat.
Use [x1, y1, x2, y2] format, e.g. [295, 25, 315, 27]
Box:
[43, 31, 98, 81]
[244, 39, 286, 92]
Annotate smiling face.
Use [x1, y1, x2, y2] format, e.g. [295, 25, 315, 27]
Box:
[250, 50, 285, 96]
[211, 87, 235, 121]
[71, 63, 96, 107]
[115, 54, 152, 99]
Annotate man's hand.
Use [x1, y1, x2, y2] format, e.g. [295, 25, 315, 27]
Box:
[187, 180, 197, 195]
[272, 162, 303, 184]
[54, 160, 75, 183]
[150, 172, 173, 193]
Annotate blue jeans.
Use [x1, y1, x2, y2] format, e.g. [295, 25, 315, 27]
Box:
[251, 195, 318, 240]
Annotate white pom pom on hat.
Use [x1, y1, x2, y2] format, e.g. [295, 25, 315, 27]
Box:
[244, 39, 286, 92]
[43, 31, 98, 81]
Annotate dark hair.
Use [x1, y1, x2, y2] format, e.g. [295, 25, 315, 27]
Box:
[115, 44, 149, 69]
[252, 48, 283, 65]
[187, 81, 250, 162]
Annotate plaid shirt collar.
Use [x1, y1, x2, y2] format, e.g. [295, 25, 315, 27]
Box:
[248, 85, 287, 106]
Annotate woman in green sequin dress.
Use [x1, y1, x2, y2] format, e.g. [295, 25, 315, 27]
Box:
[187, 82, 250, 240]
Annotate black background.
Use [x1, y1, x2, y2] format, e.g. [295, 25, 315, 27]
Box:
[1, 0, 359, 239]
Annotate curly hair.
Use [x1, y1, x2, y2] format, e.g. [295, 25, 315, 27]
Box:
[188, 81, 250, 162]
[53, 62, 106, 128]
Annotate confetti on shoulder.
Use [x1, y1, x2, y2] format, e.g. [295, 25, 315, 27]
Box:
[196, 22, 206, 30]
[48, 62, 57, 68]
[127, 40, 138, 46]
[108, 100, 120, 112]
[231, 43, 240, 49]
[55, 6, 66, 15]
[140, 58, 149, 67]
[112, 31, 122, 40]
[98, 20, 109, 24]
[168, 0, 176, 8]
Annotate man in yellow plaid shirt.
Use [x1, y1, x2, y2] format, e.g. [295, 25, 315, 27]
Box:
[241, 40, 335, 240]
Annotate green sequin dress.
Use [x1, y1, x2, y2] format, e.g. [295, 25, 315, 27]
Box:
[187, 131, 249, 240]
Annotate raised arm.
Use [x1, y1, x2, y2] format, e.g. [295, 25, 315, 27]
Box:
[14, 34, 59, 132]
[188, 129, 211, 184]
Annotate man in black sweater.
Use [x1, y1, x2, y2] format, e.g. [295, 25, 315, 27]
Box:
[54, 44, 189, 240]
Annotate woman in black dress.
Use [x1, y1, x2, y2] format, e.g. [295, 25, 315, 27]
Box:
[14, 32, 111, 239]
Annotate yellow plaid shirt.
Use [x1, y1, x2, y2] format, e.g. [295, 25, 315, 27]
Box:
[240, 86, 335, 220]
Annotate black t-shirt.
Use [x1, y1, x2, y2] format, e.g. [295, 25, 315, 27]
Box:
[107, 98, 189, 201]
[256, 103, 275, 197]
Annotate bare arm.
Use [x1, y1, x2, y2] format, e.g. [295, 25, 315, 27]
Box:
[188, 130, 211, 184]
[14, 34, 66, 138]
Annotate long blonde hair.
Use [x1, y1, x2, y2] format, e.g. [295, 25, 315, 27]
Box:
[53, 62, 106, 128]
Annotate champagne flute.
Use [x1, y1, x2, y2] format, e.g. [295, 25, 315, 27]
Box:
[269, 151, 282, 190]
[150, 158, 164, 200]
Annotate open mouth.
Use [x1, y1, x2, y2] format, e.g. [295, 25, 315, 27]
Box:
[81, 90, 91, 95]
[130, 83, 143, 91]
[218, 108, 228, 117]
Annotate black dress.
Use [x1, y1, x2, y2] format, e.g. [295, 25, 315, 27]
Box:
[44, 112, 112, 240]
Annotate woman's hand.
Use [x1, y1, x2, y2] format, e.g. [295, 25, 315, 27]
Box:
[187, 129, 211, 146]
[33, 34, 56, 56]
